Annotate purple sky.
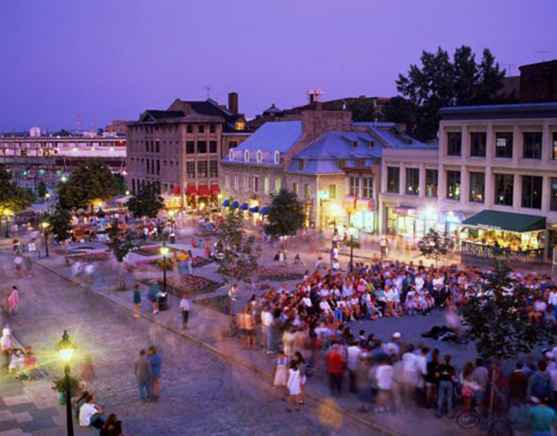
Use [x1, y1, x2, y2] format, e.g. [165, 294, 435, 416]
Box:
[1, 0, 555, 132]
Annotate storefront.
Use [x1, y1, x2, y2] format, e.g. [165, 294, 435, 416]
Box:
[460, 209, 546, 260]
[386, 205, 464, 241]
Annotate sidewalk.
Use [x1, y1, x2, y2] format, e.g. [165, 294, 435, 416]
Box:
[32, 253, 480, 436]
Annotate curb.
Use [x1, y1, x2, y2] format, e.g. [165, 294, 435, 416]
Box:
[32, 257, 402, 436]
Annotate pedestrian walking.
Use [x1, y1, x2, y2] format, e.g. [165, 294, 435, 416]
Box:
[148, 346, 161, 401]
[132, 284, 141, 319]
[436, 354, 455, 417]
[326, 343, 345, 396]
[7, 286, 20, 316]
[134, 349, 151, 401]
[13, 255, 23, 278]
[179, 294, 191, 329]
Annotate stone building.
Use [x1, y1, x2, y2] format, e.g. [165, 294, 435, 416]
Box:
[126, 93, 250, 208]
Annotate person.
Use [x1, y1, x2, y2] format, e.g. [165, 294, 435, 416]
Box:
[148, 346, 161, 401]
[260, 305, 274, 354]
[471, 358, 489, 412]
[509, 362, 529, 403]
[273, 351, 289, 390]
[326, 343, 345, 396]
[78, 394, 104, 429]
[375, 357, 394, 413]
[425, 348, 440, 408]
[7, 286, 20, 316]
[528, 360, 552, 402]
[1, 327, 13, 368]
[346, 340, 362, 393]
[528, 396, 557, 436]
[99, 413, 123, 436]
[436, 354, 455, 418]
[134, 349, 151, 401]
[23, 256, 32, 277]
[147, 282, 160, 315]
[460, 362, 479, 411]
[132, 284, 142, 319]
[380, 236, 388, 258]
[293, 351, 307, 405]
[286, 361, 302, 412]
[179, 294, 191, 329]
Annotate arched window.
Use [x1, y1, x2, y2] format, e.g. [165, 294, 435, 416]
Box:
[256, 150, 263, 163]
[244, 150, 250, 162]
[274, 150, 280, 165]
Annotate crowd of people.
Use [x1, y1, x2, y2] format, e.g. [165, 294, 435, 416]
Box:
[232, 259, 557, 434]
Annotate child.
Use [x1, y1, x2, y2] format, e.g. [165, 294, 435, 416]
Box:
[286, 361, 302, 412]
[273, 351, 289, 389]
[9, 348, 25, 374]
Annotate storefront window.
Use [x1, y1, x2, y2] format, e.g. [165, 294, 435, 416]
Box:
[494, 174, 513, 206]
[521, 175, 542, 209]
[387, 167, 400, 193]
[470, 132, 486, 157]
[351, 210, 375, 233]
[425, 169, 438, 198]
[405, 168, 419, 196]
[446, 170, 461, 201]
[469, 172, 485, 203]
[495, 132, 513, 158]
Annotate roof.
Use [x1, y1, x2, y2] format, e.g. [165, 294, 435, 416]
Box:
[462, 210, 546, 232]
[440, 102, 557, 120]
[141, 110, 184, 121]
[294, 131, 382, 159]
[363, 125, 437, 150]
[230, 121, 303, 153]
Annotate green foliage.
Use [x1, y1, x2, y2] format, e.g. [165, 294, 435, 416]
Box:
[0, 165, 33, 214]
[461, 261, 552, 360]
[126, 185, 164, 219]
[112, 174, 128, 196]
[381, 97, 417, 134]
[52, 374, 80, 397]
[37, 181, 47, 199]
[396, 46, 506, 140]
[47, 205, 72, 242]
[57, 161, 120, 210]
[215, 210, 258, 279]
[264, 189, 305, 238]
[108, 220, 134, 263]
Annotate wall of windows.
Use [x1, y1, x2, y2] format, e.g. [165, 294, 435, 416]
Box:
[469, 172, 485, 203]
[446, 170, 461, 201]
[186, 161, 195, 179]
[521, 175, 542, 209]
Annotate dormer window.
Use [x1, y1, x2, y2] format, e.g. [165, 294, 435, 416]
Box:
[298, 160, 305, 170]
[229, 149, 234, 160]
[244, 150, 250, 162]
[352, 141, 358, 148]
[274, 150, 280, 165]
[256, 150, 263, 163]
[368, 140, 374, 149]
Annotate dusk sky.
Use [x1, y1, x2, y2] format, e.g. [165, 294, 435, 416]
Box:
[2, 0, 555, 132]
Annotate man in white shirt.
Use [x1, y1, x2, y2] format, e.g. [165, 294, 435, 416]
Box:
[375, 360, 394, 411]
[179, 294, 191, 329]
[78, 394, 104, 428]
[346, 341, 362, 393]
[260, 306, 274, 354]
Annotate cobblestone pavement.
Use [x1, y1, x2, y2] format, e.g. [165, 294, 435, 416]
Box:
[1, 257, 379, 435]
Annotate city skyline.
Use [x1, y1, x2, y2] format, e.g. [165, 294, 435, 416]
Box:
[1, 0, 556, 131]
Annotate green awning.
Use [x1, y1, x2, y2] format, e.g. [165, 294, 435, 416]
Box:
[462, 210, 546, 233]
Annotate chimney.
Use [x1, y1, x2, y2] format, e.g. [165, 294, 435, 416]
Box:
[228, 92, 239, 114]
[307, 89, 322, 105]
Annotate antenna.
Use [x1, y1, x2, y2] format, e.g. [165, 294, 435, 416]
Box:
[204, 85, 212, 99]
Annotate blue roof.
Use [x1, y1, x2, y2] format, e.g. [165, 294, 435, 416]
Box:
[368, 127, 436, 150]
[294, 131, 382, 159]
[232, 120, 303, 153]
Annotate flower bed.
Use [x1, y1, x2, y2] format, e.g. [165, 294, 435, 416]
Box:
[192, 256, 213, 268]
[164, 274, 222, 296]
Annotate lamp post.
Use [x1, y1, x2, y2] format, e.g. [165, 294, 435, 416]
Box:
[40, 221, 50, 257]
[160, 242, 170, 293]
[57, 330, 76, 436]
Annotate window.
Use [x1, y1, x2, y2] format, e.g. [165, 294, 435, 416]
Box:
[292, 182, 299, 195]
[349, 176, 360, 197]
[145, 142, 149, 152]
[224, 175, 230, 190]
[209, 160, 218, 178]
[521, 175, 542, 209]
[264, 176, 270, 194]
[146, 160, 150, 174]
[551, 178, 557, 211]
[469, 172, 485, 203]
[386, 167, 400, 193]
[447, 132, 462, 156]
[470, 132, 486, 157]
[256, 150, 263, 163]
[494, 174, 514, 206]
[155, 141, 160, 153]
[197, 141, 207, 153]
[274, 177, 282, 193]
[156, 160, 160, 175]
[209, 141, 217, 153]
[254, 176, 260, 193]
[495, 132, 513, 158]
[446, 170, 461, 200]
[197, 161, 208, 178]
[244, 150, 250, 162]
[523, 132, 542, 159]
[198, 125, 205, 134]
[553, 133, 557, 160]
[297, 160, 304, 170]
[187, 125, 193, 133]
[186, 161, 195, 179]
[425, 169, 438, 198]
[209, 124, 216, 133]
[274, 150, 280, 164]
[304, 184, 310, 199]
[233, 175, 239, 191]
[362, 177, 373, 198]
[405, 168, 419, 195]
[186, 141, 195, 154]
[328, 184, 336, 199]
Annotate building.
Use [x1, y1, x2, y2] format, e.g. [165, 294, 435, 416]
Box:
[29, 127, 41, 137]
[126, 92, 250, 209]
[379, 101, 557, 261]
[105, 120, 130, 136]
[221, 105, 430, 234]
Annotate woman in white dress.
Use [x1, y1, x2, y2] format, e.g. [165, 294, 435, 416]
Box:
[286, 361, 302, 412]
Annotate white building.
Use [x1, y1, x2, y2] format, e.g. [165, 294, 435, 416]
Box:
[29, 127, 41, 137]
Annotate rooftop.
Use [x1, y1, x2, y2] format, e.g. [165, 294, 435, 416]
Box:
[440, 102, 557, 120]
[228, 120, 303, 153]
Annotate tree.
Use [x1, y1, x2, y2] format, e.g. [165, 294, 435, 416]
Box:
[0, 165, 33, 215]
[215, 210, 258, 279]
[418, 229, 450, 266]
[47, 205, 72, 242]
[461, 261, 552, 360]
[57, 161, 121, 210]
[126, 185, 164, 219]
[264, 189, 305, 240]
[107, 219, 134, 290]
[396, 46, 505, 140]
[113, 174, 128, 196]
[37, 181, 47, 199]
[381, 97, 417, 134]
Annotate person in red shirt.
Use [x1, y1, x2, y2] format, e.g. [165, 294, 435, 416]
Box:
[326, 342, 345, 396]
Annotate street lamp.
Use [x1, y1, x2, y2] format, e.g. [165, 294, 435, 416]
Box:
[41, 221, 50, 257]
[160, 242, 170, 293]
[57, 330, 76, 436]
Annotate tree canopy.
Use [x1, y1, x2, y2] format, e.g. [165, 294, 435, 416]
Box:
[396, 46, 507, 141]
[0, 165, 33, 214]
[264, 189, 305, 238]
[57, 161, 121, 210]
[126, 184, 164, 219]
[47, 205, 72, 242]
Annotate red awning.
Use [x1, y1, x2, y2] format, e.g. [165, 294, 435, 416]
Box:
[210, 184, 220, 195]
[186, 184, 197, 196]
[172, 185, 181, 195]
[197, 184, 210, 196]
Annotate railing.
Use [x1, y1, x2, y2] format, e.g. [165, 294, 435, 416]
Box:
[460, 240, 544, 263]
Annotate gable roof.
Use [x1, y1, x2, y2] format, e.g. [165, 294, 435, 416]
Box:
[230, 121, 303, 153]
